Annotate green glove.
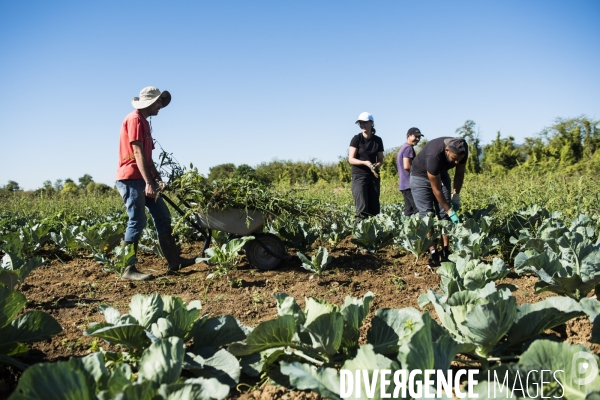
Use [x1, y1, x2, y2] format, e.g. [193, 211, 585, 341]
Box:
[449, 210, 460, 224]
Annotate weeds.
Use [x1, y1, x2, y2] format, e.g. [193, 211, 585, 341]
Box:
[200, 236, 254, 279]
[230, 277, 243, 288]
[94, 243, 136, 277]
[252, 290, 266, 311]
[390, 274, 406, 292]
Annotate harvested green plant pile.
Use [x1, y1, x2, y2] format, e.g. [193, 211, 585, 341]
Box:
[167, 170, 331, 224]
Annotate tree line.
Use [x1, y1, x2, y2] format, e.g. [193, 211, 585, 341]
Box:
[3, 115, 598, 193]
[458, 116, 600, 176]
[205, 115, 600, 185]
[0, 174, 113, 196]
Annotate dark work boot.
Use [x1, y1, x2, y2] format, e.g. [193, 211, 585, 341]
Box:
[428, 249, 441, 268]
[122, 265, 153, 280]
[158, 233, 196, 272]
[121, 241, 153, 280]
[441, 246, 451, 262]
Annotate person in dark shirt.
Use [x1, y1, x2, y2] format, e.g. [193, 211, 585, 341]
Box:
[348, 112, 385, 223]
[410, 137, 468, 267]
[396, 127, 423, 216]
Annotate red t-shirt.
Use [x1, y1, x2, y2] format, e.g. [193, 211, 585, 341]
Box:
[116, 110, 155, 181]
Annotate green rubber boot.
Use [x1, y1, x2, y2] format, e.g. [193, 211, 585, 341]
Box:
[120, 241, 153, 280]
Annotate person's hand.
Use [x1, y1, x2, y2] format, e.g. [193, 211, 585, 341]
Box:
[449, 209, 460, 224]
[156, 180, 167, 191]
[145, 182, 158, 200]
[451, 193, 461, 211]
[369, 163, 380, 178]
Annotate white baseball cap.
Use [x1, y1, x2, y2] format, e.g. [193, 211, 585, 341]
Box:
[355, 112, 374, 124]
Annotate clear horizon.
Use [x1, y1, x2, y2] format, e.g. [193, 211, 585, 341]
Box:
[1, 1, 599, 190]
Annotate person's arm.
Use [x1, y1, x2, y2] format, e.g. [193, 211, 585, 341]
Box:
[453, 164, 465, 195]
[427, 172, 452, 212]
[374, 151, 384, 168]
[404, 146, 415, 171]
[131, 141, 157, 198]
[348, 146, 371, 167]
[150, 163, 166, 190]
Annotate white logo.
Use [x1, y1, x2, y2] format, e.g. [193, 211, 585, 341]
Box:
[571, 351, 598, 386]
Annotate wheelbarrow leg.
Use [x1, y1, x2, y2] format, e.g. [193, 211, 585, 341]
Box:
[201, 230, 212, 257]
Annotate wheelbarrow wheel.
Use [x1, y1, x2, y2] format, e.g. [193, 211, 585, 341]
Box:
[245, 233, 285, 270]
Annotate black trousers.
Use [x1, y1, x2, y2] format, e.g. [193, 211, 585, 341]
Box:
[400, 189, 418, 216]
[351, 174, 380, 223]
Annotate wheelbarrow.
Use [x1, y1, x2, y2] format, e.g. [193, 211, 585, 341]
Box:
[161, 193, 290, 270]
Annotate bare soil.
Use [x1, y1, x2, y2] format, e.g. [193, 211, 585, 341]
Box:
[1, 238, 598, 399]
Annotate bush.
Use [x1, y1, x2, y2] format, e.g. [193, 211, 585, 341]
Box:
[86, 182, 112, 195]
[61, 181, 79, 196]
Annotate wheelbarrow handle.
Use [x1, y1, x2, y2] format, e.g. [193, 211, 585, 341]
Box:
[160, 193, 211, 257]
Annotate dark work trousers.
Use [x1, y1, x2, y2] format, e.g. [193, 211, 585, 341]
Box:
[410, 172, 452, 221]
[400, 189, 418, 216]
[351, 174, 380, 223]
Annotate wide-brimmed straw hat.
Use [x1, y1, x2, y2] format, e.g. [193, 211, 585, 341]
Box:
[131, 86, 171, 109]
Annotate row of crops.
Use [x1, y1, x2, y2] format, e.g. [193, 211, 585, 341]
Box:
[2, 195, 600, 398]
[2, 170, 600, 398]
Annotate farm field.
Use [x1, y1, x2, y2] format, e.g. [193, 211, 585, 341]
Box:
[2, 0, 598, 396]
[1, 171, 600, 399]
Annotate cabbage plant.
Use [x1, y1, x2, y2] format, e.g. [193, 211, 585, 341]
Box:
[503, 204, 559, 238]
[8, 338, 231, 400]
[580, 297, 600, 344]
[231, 293, 457, 399]
[514, 229, 600, 300]
[351, 214, 395, 253]
[0, 221, 52, 258]
[270, 219, 319, 252]
[424, 283, 584, 358]
[230, 292, 374, 367]
[49, 225, 82, 255]
[84, 293, 248, 389]
[322, 215, 353, 248]
[432, 256, 509, 299]
[75, 222, 124, 255]
[229, 292, 388, 398]
[297, 247, 333, 276]
[198, 236, 254, 278]
[94, 243, 137, 276]
[0, 251, 44, 289]
[425, 284, 516, 357]
[394, 214, 434, 262]
[472, 340, 600, 399]
[0, 284, 62, 369]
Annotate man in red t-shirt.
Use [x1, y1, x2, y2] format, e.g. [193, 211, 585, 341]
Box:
[115, 86, 195, 280]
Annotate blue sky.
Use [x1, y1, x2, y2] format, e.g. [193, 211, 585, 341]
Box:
[1, 1, 599, 190]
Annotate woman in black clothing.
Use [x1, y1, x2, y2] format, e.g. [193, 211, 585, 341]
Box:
[348, 112, 385, 223]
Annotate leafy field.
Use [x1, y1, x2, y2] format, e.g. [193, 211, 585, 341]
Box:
[1, 172, 600, 399]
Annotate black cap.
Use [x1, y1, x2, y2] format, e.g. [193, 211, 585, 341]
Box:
[407, 127, 423, 137]
[444, 137, 468, 155]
